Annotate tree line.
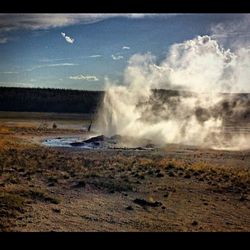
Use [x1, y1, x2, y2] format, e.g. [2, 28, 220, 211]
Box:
[0, 87, 104, 114]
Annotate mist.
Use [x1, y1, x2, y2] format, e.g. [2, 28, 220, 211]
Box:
[96, 35, 250, 150]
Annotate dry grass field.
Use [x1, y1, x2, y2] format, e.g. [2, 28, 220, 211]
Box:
[0, 112, 249, 231]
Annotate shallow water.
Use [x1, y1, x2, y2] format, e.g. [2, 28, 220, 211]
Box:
[42, 135, 155, 150]
[42, 137, 96, 149]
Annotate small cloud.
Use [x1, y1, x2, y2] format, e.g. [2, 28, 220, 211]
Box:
[61, 32, 75, 44]
[45, 63, 76, 67]
[111, 54, 124, 60]
[0, 81, 34, 88]
[69, 74, 99, 81]
[122, 46, 130, 50]
[39, 57, 72, 63]
[0, 37, 8, 44]
[89, 54, 102, 58]
[0, 71, 18, 74]
[28, 63, 77, 71]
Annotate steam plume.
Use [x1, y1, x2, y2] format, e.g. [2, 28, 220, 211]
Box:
[96, 35, 250, 150]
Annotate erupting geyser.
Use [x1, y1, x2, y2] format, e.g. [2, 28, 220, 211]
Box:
[96, 35, 250, 150]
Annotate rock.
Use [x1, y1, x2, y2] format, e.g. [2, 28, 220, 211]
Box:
[73, 180, 86, 188]
[135, 147, 145, 150]
[139, 175, 145, 180]
[70, 135, 106, 147]
[70, 142, 85, 147]
[84, 135, 105, 143]
[169, 171, 176, 177]
[184, 174, 191, 179]
[239, 194, 247, 202]
[133, 198, 162, 207]
[191, 221, 198, 226]
[156, 173, 164, 178]
[126, 206, 134, 211]
[52, 208, 61, 213]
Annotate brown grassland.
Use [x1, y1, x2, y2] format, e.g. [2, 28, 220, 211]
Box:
[0, 113, 249, 231]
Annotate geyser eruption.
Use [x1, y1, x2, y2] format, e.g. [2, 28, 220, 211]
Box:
[96, 35, 250, 150]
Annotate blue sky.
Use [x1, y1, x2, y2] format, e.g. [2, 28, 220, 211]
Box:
[0, 13, 249, 90]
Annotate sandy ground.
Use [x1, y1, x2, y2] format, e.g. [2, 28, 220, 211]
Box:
[0, 116, 250, 232]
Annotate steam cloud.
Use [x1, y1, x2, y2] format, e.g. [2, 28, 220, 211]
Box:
[96, 35, 250, 150]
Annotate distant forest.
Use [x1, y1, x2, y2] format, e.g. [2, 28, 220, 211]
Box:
[0, 87, 249, 121]
[0, 87, 104, 114]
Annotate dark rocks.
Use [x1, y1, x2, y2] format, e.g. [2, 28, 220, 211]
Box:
[184, 174, 191, 179]
[70, 142, 85, 147]
[168, 171, 175, 177]
[193, 172, 200, 176]
[133, 198, 162, 208]
[156, 173, 164, 178]
[126, 206, 134, 211]
[166, 163, 175, 170]
[84, 135, 105, 143]
[139, 175, 145, 180]
[239, 194, 248, 202]
[147, 170, 154, 176]
[70, 135, 105, 147]
[191, 221, 198, 226]
[52, 208, 61, 213]
[163, 193, 169, 198]
[73, 180, 86, 188]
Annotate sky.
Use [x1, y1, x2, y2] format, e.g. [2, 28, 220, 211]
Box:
[0, 13, 250, 91]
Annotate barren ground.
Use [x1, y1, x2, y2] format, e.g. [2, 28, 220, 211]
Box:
[0, 113, 249, 232]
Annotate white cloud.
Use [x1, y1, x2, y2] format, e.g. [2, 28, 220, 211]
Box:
[61, 32, 74, 44]
[0, 81, 34, 88]
[0, 14, 173, 32]
[0, 14, 177, 44]
[0, 71, 18, 74]
[111, 54, 124, 60]
[122, 46, 130, 50]
[69, 74, 99, 81]
[39, 57, 72, 62]
[0, 37, 8, 43]
[89, 54, 102, 58]
[28, 63, 77, 71]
